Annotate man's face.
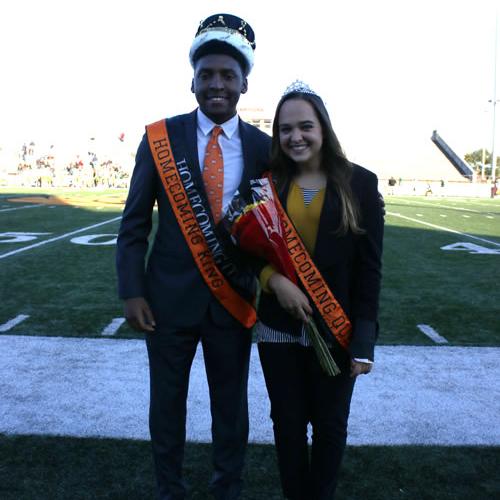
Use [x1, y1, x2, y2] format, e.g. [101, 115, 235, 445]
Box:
[192, 54, 248, 124]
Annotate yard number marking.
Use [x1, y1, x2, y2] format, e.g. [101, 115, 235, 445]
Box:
[70, 234, 117, 246]
[0, 216, 122, 260]
[0, 232, 52, 243]
[441, 242, 500, 254]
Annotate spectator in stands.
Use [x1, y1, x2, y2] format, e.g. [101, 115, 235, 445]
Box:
[388, 176, 396, 195]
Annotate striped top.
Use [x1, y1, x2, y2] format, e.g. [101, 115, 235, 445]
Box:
[255, 182, 324, 345]
[302, 187, 320, 206]
[254, 320, 312, 345]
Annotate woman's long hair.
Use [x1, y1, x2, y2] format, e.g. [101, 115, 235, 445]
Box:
[270, 91, 364, 235]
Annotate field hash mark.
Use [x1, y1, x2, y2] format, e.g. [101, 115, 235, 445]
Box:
[417, 324, 448, 344]
[101, 318, 126, 336]
[0, 314, 29, 332]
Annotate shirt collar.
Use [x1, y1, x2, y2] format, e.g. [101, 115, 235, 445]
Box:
[197, 108, 239, 139]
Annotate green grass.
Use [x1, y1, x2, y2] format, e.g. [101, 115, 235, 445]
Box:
[0, 435, 498, 500]
[0, 212, 128, 338]
[381, 196, 500, 346]
[1, 190, 499, 345]
[387, 196, 500, 237]
[1, 193, 499, 498]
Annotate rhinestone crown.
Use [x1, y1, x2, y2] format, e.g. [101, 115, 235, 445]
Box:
[282, 79, 318, 97]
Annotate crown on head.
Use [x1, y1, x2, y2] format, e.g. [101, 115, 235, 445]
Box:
[190, 13, 256, 74]
[282, 80, 318, 97]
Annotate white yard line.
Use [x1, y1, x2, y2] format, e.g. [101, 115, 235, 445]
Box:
[101, 318, 126, 336]
[393, 199, 482, 213]
[390, 198, 500, 214]
[0, 216, 122, 260]
[393, 197, 499, 211]
[0, 314, 29, 332]
[443, 200, 500, 209]
[432, 204, 479, 213]
[387, 211, 500, 247]
[417, 324, 448, 344]
[0, 204, 45, 213]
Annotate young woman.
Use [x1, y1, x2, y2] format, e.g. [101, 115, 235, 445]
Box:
[255, 82, 384, 500]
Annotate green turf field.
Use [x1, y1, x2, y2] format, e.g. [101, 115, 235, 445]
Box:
[0, 435, 498, 500]
[1, 189, 499, 346]
[1, 189, 499, 499]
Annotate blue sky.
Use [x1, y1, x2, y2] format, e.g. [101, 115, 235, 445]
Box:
[0, 0, 498, 178]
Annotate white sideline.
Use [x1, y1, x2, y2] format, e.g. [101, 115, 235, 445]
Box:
[387, 211, 500, 247]
[0, 216, 122, 259]
[0, 335, 499, 446]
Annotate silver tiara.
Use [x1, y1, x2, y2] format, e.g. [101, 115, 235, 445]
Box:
[282, 79, 318, 97]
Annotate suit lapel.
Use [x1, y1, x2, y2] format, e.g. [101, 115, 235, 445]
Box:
[313, 181, 341, 266]
[183, 110, 205, 191]
[238, 120, 257, 198]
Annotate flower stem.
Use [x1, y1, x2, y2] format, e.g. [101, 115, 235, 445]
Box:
[305, 318, 341, 376]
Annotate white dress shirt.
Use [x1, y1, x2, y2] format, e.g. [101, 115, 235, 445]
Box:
[196, 108, 244, 216]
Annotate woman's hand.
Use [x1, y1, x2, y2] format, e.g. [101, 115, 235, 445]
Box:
[268, 273, 312, 322]
[350, 359, 373, 378]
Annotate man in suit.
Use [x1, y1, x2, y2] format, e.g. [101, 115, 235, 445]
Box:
[116, 14, 271, 500]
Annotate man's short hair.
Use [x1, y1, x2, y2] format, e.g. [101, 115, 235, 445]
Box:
[192, 40, 248, 76]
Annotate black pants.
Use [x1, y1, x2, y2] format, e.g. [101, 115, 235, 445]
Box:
[146, 314, 252, 500]
[258, 342, 355, 500]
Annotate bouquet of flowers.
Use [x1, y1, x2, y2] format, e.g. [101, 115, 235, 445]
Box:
[223, 178, 340, 376]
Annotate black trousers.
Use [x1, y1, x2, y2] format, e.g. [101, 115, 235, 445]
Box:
[258, 342, 355, 500]
[146, 313, 252, 500]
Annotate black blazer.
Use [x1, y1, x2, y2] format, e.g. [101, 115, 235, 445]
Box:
[257, 164, 384, 360]
[116, 110, 271, 329]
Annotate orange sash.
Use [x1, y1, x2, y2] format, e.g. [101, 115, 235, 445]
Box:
[146, 119, 256, 329]
[266, 173, 352, 349]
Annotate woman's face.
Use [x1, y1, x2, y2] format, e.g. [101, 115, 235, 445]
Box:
[278, 98, 323, 171]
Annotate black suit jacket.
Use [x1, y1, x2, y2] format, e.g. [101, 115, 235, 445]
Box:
[258, 164, 384, 360]
[116, 110, 271, 329]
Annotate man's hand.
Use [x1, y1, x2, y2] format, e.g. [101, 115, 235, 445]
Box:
[124, 297, 156, 332]
[350, 359, 373, 378]
[268, 273, 312, 322]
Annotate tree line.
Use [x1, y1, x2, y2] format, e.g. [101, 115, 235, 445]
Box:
[464, 149, 499, 178]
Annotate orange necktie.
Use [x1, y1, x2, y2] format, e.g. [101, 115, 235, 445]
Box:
[203, 125, 224, 223]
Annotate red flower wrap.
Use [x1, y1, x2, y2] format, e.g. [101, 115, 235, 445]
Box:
[223, 176, 341, 376]
[225, 178, 297, 285]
